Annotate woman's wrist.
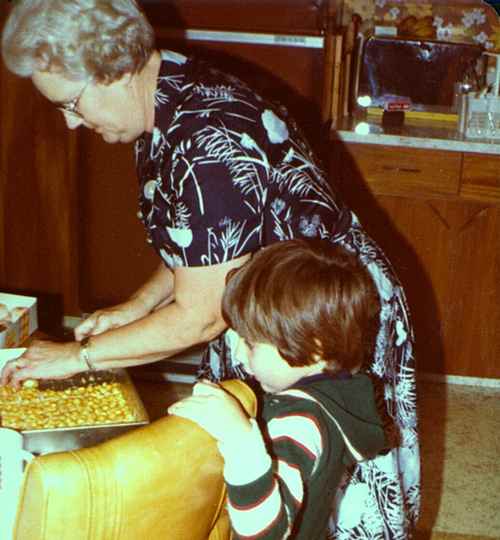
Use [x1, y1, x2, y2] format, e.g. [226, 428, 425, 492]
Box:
[79, 336, 97, 371]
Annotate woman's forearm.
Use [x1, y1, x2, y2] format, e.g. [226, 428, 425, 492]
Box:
[1, 257, 250, 386]
[79, 300, 225, 371]
[128, 263, 175, 313]
[82, 255, 250, 371]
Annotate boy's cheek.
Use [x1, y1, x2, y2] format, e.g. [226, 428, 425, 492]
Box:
[233, 338, 248, 366]
[238, 349, 253, 374]
[242, 362, 253, 375]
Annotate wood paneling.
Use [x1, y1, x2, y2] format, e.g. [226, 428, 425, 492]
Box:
[0, 64, 155, 317]
[375, 196, 498, 378]
[461, 152, 500, 204]
[78, 135, 158, 312]
[332, 142, 500, 378]
[0, 53, 80, 318]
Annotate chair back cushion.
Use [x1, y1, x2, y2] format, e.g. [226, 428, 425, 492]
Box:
[14, 379, 256, 540]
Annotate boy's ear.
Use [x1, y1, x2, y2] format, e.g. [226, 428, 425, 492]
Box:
[312, 353, 325, 363]
[312, 337, 324, 360]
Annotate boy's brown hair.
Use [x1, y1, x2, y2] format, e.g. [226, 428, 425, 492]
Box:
[222, 239, 380, 373]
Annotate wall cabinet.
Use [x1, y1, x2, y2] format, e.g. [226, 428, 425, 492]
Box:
[332, 142, 499, 378]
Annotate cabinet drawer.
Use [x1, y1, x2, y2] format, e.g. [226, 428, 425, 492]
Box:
[460, 153, 500, 204]
[343, 144, 461, 198]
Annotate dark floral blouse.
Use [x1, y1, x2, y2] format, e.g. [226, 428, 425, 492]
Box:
[135, 50, 353, 268]
[135, 50, 419, 540]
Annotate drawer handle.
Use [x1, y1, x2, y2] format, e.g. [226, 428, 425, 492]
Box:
[382, 166, 422, 174]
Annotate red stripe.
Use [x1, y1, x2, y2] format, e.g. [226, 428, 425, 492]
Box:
[269, 412, 323, 460]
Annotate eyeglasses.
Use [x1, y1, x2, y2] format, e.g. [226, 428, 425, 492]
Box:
[57, 79, 91, 118]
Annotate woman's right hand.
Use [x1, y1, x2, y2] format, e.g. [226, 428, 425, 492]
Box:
[74, 299, 151, 342]
[0, 340, 83, 388]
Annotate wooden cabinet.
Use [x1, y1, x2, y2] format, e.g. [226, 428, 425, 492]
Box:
[332, 142, 500, 379]
[141, 0, 330, 35]
[77, 136, 158, 312]
[461, 153, 500, 204]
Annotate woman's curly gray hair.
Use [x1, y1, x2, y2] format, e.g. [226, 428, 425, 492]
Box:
[2, 0, 155, 83]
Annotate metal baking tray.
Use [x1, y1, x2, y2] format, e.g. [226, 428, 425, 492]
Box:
[2, 369, 149, 455]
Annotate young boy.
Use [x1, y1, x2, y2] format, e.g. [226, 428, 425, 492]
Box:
[168, 239, 386, 540]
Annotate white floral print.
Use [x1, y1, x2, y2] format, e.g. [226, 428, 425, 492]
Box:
[167, 227, 193, 248]
[135, 51, 420, 540]
[261, 109, 290, 144]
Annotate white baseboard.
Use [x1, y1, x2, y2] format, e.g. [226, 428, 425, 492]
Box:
[418, 372, 500, 389]
[138, 372, 196, 385]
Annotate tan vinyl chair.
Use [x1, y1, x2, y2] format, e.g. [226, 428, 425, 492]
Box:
[13, 380, 257, 540]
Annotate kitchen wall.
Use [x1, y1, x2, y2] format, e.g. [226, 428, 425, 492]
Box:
[342, 0, 500, 51]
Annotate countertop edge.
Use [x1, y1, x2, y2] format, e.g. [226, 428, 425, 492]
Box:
[331, 130, 500, 155]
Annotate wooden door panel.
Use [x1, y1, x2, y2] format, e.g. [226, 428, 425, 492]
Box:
[142, 0, 327, 34]
[375, 197, 499, 378]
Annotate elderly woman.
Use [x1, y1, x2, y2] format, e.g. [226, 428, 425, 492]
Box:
[1, 1, 419, 539]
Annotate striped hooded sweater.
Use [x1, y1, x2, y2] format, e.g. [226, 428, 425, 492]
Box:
[219, 372, 386, 540]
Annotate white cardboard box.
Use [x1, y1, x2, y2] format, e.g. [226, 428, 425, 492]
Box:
[0, 293, 38, 348]
[0, 348, 26, 372]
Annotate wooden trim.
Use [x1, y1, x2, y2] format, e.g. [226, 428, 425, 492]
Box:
[156, 28, 324, 48]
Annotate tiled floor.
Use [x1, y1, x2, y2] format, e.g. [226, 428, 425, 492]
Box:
[133, 376, 500, 540]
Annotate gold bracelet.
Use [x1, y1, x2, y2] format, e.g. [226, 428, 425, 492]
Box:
[79, 336, 96, 371]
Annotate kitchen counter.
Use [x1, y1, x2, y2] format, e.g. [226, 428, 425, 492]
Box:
[330, 119, 500, 379]
[331, 115, 500, 156]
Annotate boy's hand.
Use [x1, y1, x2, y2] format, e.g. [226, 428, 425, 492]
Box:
[168, 381, 252, 444]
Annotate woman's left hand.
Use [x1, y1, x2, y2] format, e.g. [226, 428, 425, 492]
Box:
[0, 340, 83, 388]
[168, 381, 252, 444]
